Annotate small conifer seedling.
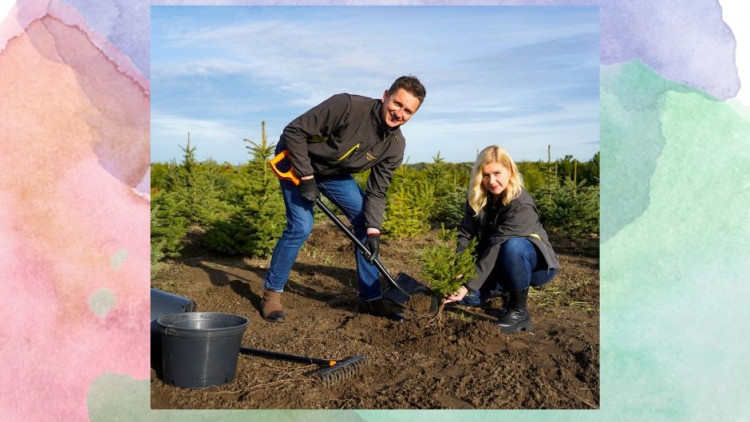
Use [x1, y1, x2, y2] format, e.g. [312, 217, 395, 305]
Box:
[420, 226, 477, 326]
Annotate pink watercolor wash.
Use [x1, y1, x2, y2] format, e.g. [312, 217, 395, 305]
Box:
[0, 1, 150, 421]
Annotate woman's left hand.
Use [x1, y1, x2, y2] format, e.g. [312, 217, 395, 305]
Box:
[444, 285, 468, 304]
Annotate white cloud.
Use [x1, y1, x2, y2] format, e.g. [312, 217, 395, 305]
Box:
[151, 7, 600, 164]
[151, 113, 253, 164]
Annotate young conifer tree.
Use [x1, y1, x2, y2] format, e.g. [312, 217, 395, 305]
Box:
[420, 226, 477, 325]
[205, 122, 285, 256]
[165, 134, 230, 226]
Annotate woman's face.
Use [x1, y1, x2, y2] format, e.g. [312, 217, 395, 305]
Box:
[481, 161, 511, 197]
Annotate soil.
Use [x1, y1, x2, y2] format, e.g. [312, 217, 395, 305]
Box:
[150, 220, 599, 409]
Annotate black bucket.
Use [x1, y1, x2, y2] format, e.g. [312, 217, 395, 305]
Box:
[150, 289, 196, 376]
[151, 288, 196, 321]
[157, 312, 249, 389]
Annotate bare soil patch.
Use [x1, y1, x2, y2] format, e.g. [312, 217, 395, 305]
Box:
[151, 221, 599, 409]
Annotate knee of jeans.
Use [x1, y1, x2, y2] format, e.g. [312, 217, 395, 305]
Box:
[531, 268, 557, 288]
[501, 238, 530, 258]
[500, 238, 538, 270]
[285, 217, 314, 240]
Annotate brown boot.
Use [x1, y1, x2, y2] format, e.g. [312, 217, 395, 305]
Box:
[261, 288, 285, 322]
[358, 299, 405, 322]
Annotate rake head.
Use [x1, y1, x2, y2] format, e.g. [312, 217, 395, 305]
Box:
[315, 355, 366, 386]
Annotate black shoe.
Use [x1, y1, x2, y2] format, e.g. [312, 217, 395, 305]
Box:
[359, 299, 405, 322]
[494, 288, 532, 333]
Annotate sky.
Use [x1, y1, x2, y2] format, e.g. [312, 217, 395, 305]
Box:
[150, 6, 601, 165]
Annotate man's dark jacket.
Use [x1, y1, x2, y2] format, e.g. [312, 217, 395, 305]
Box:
[279, 93, 405, 230]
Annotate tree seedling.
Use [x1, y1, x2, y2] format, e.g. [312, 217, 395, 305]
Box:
[420, 226, 477, 327]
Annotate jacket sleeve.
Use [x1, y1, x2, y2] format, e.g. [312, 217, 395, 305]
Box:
[464, 243, 501, 292]
[282, 94, 351, 178]
[363, 153, 402, 229]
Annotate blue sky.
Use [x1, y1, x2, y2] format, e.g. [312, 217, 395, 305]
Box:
[151, 6, 599, 165]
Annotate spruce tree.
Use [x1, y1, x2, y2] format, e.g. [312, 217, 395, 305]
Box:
[420, 226, 477, 326]
[150, 188, 189, 263]
[383, 165, 434, 238]
[205, 122, 285, 257]
[164, 134, 232, 226]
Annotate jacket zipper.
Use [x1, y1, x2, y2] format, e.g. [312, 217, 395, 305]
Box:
[337, 143, 360, 162]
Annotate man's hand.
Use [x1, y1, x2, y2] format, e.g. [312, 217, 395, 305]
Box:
[364, 233, 380, 263]
[299, 178, 320, 202]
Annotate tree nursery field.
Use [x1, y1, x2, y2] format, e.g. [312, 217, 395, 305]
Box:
[150, 136, 599, 409]
[150, 222, 599, 409]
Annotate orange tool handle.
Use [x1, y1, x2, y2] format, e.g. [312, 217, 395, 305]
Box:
[268, 150, 301, 186]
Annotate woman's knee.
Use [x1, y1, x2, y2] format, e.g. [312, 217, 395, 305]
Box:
[500, 238, 536, 262]
[530, 268, 557, 288]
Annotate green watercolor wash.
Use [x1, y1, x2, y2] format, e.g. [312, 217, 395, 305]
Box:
[88, 288, 115, 318]
[88, 374, 370, 421]
[110, 248, 128, 271]
[600, 60, 711, 243]
[602, 90, 750, 421]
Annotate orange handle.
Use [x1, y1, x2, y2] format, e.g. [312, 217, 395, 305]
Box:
[268, 150, 301, 186]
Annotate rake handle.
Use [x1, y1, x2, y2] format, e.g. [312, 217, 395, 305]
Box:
[240, 347, 335, 367]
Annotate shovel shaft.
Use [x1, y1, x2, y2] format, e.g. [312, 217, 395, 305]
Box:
[314, 198, 411, 298]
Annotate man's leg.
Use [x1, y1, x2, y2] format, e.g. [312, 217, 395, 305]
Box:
[262, 177, 315, 321]
[317, 176, 380, 301]
[318, 176, 404, 321]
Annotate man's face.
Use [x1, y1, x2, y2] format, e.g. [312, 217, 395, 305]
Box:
[382, 88, 421, 128]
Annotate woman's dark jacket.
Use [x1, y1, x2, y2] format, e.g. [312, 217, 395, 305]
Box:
[456, 189, 560, 292]
[278, 93, 405, 230]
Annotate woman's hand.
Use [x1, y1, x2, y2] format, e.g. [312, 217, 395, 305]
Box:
[443, 285, 469, 304]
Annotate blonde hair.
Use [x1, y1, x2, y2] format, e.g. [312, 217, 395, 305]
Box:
[467, 145, 524, 216]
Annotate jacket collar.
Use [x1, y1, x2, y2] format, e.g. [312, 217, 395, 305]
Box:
[372, 100, 398, 140]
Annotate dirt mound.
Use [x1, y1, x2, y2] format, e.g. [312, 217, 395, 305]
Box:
[151, 221, 599, 409]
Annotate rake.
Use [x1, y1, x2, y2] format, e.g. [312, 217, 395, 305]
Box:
[240, 347, 366, 386]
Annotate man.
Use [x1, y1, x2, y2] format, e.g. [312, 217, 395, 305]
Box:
[262, 75, 426, 323]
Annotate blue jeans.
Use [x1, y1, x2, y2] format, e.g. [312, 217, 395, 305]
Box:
[263, 158, 381, 301]
[493, 237, 557, 291]
[461, 237, 557, 305]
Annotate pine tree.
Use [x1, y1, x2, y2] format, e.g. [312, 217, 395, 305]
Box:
[163, 134, 232, 226]
[150, 188, 189, 263]
[383, 164, 436, 238]
[420, 226, 477, 326]
[383, 183, 431, 238]
[423, 153, 468, 227]
[204, 122, 285, 257]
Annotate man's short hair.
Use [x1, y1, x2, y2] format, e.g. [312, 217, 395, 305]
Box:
[389, 75, 426, 105]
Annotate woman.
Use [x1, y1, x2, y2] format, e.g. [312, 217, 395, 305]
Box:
[444, 145, 559, 333]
